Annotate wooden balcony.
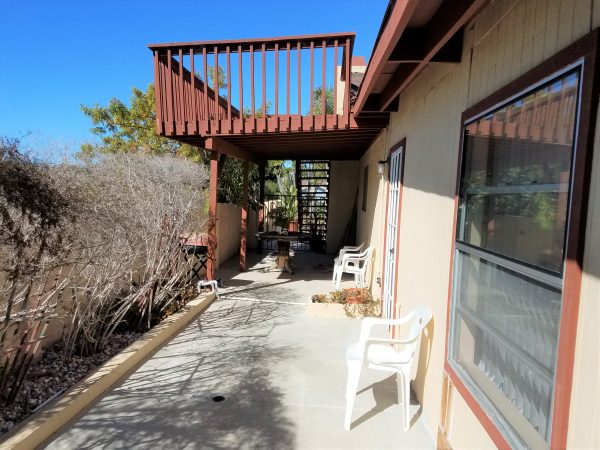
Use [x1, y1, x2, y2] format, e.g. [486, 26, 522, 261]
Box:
[149, 33, 388, 160]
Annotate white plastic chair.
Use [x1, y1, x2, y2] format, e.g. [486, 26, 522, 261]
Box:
[332, 243, 365, 283]
[344, 306, 433, 431]
[333, 246, 373, 289]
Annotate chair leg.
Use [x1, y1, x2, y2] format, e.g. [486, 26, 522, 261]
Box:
[344, 363, 362, 431]
[400, 372, 411, 431]
[355, 273, 363, 288]
[334, 268, 342, 289]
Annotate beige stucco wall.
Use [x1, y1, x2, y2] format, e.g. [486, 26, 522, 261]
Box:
[216, 203, 257, 269]
[357, 131, 387, 295]
[358, 0, 599, 447]
[326, 161, 360, 253]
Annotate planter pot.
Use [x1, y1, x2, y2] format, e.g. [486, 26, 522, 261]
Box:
[345, 288, 365, 304]
[306, 302, 349, 319]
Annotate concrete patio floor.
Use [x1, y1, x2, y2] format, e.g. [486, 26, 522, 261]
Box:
[45, 251, 435, 449]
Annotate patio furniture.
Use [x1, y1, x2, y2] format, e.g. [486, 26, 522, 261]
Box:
[256, 231, 311, 275]
[344, 306, 433, 431]
[197, 279, 219, 298]
[333, 246, 373, 289]
[332, 243, 365, 283]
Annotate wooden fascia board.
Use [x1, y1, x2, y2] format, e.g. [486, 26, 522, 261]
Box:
[352, 0, 420, 115]
[378, 0, 488, 111]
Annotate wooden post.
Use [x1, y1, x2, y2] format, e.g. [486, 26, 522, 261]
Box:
[207, 150, 219, 280]
[240, 160, 249, 271]
[257, 161, 266, 253]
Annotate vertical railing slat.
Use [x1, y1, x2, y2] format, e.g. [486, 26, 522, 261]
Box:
[274, 43, 279, 130]
[321, 40, 326, 128]
[344, 38, 351, 128]
[178, 48, 185, 133]
[250, 44, 255, 128]
[190, 48, 197, 134]
[226, 46, 232, 133]
[286, 43, 291, 131]
[238, 45, 244, 133]
[310, 41, 314, 116]
[297, 41, 301, 129]
[262, 43, 267, 130]
[202, 47, 209, 134]
[166, 49, 174, 135]
[333, 39, 338, 127]
[214, 46, 220, 133]
[153, 51, 163, 134]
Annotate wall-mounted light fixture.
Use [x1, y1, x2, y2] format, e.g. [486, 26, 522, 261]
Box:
[377, 158, 389, 175]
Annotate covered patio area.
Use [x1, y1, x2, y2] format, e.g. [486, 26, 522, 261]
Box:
[44, 252, 434, 449]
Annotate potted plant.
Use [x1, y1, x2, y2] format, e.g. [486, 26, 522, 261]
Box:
[307, 288, 381, 318]
[268, 206, 291, 231]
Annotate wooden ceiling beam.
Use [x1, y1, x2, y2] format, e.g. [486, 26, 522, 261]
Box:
[204, 137, 258, 163]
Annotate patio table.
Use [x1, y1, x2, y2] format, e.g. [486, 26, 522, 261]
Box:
[256, 231, 310, 275]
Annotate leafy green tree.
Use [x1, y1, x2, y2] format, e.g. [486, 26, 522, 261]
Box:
[79, 84, 205, 163]
[207, 65, 227, 94]
[243, 101, 272, 119]
[312, 86, 334, 115]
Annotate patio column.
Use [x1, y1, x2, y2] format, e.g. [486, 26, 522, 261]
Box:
[207, 150, 219, 280]
[257, 161, 266, 253]
[239, 160, 249, 271]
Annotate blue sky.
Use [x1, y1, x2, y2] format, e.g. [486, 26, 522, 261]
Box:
[0, 0, 387, 155]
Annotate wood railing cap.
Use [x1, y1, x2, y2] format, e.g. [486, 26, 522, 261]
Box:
[148, 32, 356, 52]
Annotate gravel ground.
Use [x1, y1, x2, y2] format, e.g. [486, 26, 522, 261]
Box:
[0, 331, 141, 435]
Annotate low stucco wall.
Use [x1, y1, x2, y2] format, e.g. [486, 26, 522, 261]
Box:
[216, 203, 257, 269]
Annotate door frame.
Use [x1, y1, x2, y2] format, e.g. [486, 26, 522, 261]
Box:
[381, 138, 406, 321]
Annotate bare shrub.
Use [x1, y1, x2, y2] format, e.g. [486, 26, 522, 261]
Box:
[0, 137, 73, 404]
[51, 154, 209, 356]
[0, 145, 208, 405]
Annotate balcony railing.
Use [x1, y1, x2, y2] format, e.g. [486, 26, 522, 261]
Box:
[149, 33, 355, 137]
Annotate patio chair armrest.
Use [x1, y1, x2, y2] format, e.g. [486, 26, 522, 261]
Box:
[341, 253, 364, 266]
[339, 244, 363, 259]
[358, 316, 413, 342]
[366, 336, 420, 346]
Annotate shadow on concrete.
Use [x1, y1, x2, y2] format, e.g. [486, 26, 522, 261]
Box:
[46, 302, 298, 450]
[351, 374, 421, 430]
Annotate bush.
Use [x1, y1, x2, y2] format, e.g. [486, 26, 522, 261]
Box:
[0, 144, 208, 405]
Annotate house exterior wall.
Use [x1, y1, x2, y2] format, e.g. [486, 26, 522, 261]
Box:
[326, 161, 360, 253]
[357, 131, 387, 295]
[358, 0, 599, 447]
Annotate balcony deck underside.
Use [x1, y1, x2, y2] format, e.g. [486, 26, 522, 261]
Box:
[177, 126, 384, 160]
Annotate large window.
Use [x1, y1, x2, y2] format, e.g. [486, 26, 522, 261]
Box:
[449, 67, 581, 448]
